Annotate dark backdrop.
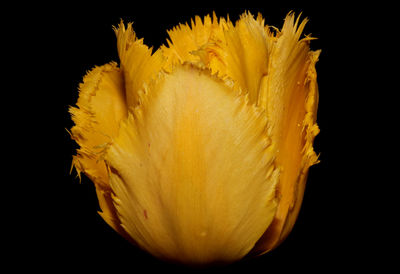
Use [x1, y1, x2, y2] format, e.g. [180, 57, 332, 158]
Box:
[31, 7, 384, 273]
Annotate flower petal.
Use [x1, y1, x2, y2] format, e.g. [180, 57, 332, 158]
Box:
[164, 12, 320, 255]
[70, 62, 127, 232]
[161, 12, 278, 105]
[160, 13, 225, 71]
[114, 22, 164, 109]
[202, 12, 274, 104]
[251, 13, 320, 255]
[105, 64, 279, 264]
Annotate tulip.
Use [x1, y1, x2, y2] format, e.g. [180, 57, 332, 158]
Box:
[70, 11, 320, 265]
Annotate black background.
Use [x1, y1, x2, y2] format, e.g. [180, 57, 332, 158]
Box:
[23, 7, 388, 273]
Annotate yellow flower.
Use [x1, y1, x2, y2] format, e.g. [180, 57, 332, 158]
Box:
[70, 11, 320, 265]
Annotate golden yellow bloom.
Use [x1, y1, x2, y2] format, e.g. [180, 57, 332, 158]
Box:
[70, 11, 320, 265]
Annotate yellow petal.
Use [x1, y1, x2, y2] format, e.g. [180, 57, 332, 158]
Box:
[161, 12, 276, 105]
[105, 64, 279, 264]
[166, 12, 320, 254]
[114, 21, 164, 109]
[201, 12, 274, 104]
[160, 13, 226, 71]
[69, 62, 127, 231]
[251, 13, 320, 255]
